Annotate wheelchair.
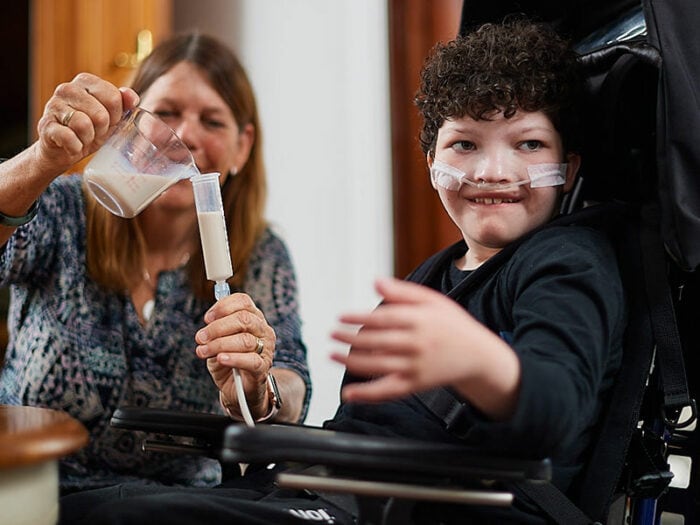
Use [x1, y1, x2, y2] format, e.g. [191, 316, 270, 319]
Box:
[111, 1, 699, 523]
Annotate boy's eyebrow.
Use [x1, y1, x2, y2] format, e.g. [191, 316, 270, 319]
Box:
[440, 123, 477, 135]
[439, 124, 556, 137]
[514, 125, 557, 135]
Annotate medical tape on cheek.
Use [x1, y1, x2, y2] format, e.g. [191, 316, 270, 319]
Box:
[527, 163, 568, 188]
[430, 160, 465, 190]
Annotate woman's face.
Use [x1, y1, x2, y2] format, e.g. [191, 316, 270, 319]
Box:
[138, 61, 253, 213]
[431, 110, 580, 268]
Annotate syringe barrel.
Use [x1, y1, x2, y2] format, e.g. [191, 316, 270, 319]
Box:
[192, 172, 225, 212]
[191, 173, 233, 282]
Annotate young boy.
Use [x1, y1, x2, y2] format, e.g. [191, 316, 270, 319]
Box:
[61, 19, 626, 525]
[325, 18, 626, 523]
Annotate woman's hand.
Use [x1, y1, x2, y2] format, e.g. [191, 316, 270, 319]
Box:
[0, 73, 139, 245]
[195, 292, 276, 420]
[331, 277, 521, 420]
[34, 72, 140, 176]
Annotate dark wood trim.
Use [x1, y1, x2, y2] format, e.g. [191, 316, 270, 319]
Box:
[388, 0, 463, 278]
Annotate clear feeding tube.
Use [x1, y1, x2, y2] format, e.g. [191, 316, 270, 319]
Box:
[429, 159, 567, 191]
[191, 172, 255, 427]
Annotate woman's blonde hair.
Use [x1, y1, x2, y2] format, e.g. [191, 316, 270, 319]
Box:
[86, 33, 267, 300]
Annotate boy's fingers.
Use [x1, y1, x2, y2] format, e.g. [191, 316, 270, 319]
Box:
[375, 277, 443, 305]
[331, 327, 417, 355]
[338, 304, 417, 329]
[341, 353, 412, 377]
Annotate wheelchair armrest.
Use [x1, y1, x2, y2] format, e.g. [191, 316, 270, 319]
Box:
[111, 407, 550, 485]
[221, 425, 551, 483]
[111, 406, 233, 445]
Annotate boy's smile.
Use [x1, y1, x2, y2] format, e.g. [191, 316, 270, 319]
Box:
[431, 110, 580, 269]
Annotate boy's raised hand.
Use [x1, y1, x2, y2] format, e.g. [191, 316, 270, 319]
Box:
[331, 277, 482, 400]
[331, 277, 520, 420]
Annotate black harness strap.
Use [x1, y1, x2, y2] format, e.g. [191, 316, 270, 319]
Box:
[639, 203, 696, 428]
[516, 483, 597, 525]
[413, 389, 472, 439]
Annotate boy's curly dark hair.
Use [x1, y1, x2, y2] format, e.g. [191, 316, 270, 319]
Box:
[415, 18, 582, 156]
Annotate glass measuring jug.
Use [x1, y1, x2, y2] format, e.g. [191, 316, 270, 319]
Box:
[83, 108, 199, 218]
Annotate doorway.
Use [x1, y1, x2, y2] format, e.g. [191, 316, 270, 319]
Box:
[0, 1, 29, 358]
[1, 1, 30, 159]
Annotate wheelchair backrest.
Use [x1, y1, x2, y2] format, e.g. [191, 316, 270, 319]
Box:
[550, 7, 698, 523]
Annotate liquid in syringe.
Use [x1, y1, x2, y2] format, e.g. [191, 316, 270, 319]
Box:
[191, 172, 233, 298]
[197, 209, 233, 283]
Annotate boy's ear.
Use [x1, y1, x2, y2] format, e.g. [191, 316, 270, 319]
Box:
[426, 153, 434, 169]
[563, 152, 581, 192]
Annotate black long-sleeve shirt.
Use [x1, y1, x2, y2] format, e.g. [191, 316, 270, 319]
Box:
[327, 223, 626, 495]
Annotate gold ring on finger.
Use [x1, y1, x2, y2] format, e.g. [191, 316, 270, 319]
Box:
[255, 337, 264, 355]
[61, 109, 75, 127]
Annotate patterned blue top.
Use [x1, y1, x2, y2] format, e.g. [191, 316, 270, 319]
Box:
[0, 175, 311, 491]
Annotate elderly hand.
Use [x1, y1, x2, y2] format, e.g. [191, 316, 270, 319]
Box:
[35, 72, 139, 175]
[195, 292, 276, 420]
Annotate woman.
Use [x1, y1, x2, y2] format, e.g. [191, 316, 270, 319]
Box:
[0, 33, 310, 492]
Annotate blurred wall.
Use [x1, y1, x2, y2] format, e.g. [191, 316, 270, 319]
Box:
[173, 0, 393, 425]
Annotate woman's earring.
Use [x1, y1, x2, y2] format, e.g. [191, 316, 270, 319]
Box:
[229, 166, 238, 178]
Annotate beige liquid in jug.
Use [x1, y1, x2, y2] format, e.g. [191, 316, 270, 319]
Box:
[197, 210, 233, 281]
[85, 171, 179, 218]
[84, 145, 187, 218]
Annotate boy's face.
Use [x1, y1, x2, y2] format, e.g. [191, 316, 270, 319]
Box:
[431, 110, 580, 267]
